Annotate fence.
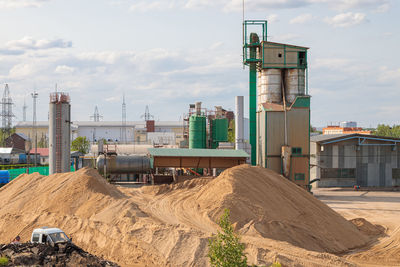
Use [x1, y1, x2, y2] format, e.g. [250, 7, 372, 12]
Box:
[7, 166, 75, 180]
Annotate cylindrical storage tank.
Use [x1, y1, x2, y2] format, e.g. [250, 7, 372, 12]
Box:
[257, 69, 282, 107]
[212, 118, 228, 142]
[96, 155, 151, 174]
[189, 115, 207, 149]
[285, 69, 305, 104]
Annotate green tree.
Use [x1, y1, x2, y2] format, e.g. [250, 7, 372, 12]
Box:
[208, 209, 247, 267]
[374, 124, 400, 138]
[71, 136, 90, 154]
[228, 120, 235, 143]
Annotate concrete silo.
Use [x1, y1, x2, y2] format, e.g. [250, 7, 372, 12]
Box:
[49, 92, 71, 174]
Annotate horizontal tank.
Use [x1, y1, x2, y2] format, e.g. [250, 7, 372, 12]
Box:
[285, 69, 305, 103]
[96, 155, 151, 174]
[257, 69, 282, 108]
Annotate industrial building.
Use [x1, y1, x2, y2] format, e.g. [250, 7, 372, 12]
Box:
[15, 120, 185, 147]
[243, 20, 310, 189]
[311, 134, 400, 187]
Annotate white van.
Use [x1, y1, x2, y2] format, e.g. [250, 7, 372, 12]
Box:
[31, 227, 72, 246]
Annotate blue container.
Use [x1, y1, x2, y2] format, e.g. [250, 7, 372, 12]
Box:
[19, 154, 27, 164]
[0, 170, 10, 184]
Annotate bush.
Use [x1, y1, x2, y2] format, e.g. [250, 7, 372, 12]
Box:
[0, 256, 9, 266]
[208, 209, 247, 267]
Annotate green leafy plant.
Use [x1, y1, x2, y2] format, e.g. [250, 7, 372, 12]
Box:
[71, 136, 90, 154]
[208, 209, 247, 267]
[0, 256, 9, 266]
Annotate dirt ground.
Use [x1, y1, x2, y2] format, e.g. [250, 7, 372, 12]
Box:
[314, 188, 400, 266]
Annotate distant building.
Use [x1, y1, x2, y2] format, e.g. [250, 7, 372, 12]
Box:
[29, 148, 49, 165]
[15, 121, 185, 146]
[5, 133, 30, 151]
[323, 126, 372, 135]
[311, 134, 400, 187]
[339, 121, 357, 128]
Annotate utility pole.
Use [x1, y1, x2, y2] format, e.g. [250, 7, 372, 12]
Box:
[31, 91, 38, 167]
[23, 98, 27, 122]
[121, 93, 127, 143]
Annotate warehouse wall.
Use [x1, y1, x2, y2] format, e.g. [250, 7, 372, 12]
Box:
[312, 140, 400, 187]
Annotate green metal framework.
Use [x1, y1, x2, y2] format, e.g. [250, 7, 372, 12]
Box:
[242, 20, 267, 65]
[243, 20, 268, 165]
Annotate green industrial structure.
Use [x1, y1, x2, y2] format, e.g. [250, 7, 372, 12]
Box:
[187, 102, 229, 150]
[243, 20, 310, 189]
[189, 115, 207, 149]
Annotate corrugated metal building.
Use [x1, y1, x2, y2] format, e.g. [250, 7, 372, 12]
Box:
[311, 134, 400, 187]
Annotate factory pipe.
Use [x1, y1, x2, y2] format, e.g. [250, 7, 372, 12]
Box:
[96, 155, 151, 174]
[235, 96, 244, 150]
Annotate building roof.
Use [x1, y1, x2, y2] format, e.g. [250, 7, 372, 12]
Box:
[148, 148, 249, 158]
[15, 133, 30, 140]
[311, 134, 350, 143]
[263, 41, 309, 50]
[29, 148, 49, 156]
[0, 148, 13, 154]
[311, 134, 400, 144]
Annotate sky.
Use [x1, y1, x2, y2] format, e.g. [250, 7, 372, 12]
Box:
[0, 0, 398, 127]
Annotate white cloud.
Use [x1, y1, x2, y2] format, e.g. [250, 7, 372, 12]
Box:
[6, 36, 72, 50]
[270, 33, 300, 43]
[8, 63, 36, 78]
[267, 14, 279, 23]
[289, 13, 313, 24]
[324, 12, 367, 27]
[126, 0, 389, 13]
[322, 0, 390, 12]
[0, 0, 51, 8]
[54, 65, 75, 74]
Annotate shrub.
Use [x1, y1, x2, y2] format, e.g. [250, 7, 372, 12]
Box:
[208, 209, 247, 267]
[0, 256, 9, 266]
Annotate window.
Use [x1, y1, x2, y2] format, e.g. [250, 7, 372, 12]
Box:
[41, 234, 47, 243]
[278, 53, 282, 58]
[393, 169, 400, 179]
[32, 234, 40, 242]
[292, 147, 302, 155]
[298, 52, 306, 67]
[321, 168, 356, 179]
[295, 173, 305, 181]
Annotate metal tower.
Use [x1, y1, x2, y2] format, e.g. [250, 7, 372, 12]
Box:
[90, 106, 102, 122]
[23, 98, 27, 122]
[1, 84, 15, 132]
[121, 93, 127, 143]
[140, 105, 154, 121]
[31, 91, 38, 166]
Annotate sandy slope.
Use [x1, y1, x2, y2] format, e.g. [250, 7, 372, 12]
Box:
[0, 165, 384, 266]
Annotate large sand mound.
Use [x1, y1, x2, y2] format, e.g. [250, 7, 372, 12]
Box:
[0, 165, 373, 266]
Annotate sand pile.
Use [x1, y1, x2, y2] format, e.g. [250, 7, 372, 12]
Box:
[0, 165, 377, 266]
[192, 165, 370, 253]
